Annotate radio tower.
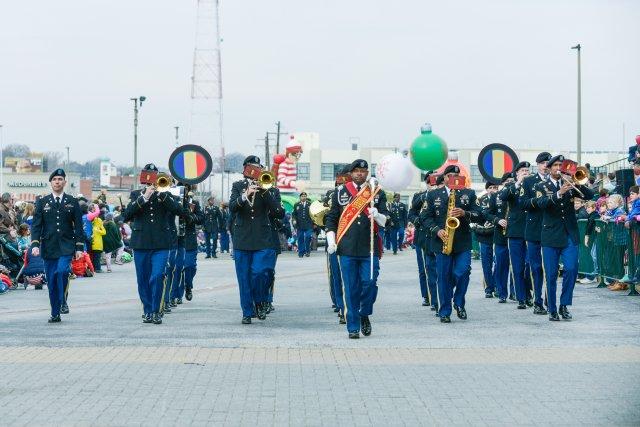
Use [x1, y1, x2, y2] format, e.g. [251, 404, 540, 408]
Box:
[189, 0, 225, 199]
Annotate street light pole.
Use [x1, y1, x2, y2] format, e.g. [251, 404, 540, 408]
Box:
[65, 146, 70, 167]
[130, 96, 146, 171]
[571, 44, 582, 164]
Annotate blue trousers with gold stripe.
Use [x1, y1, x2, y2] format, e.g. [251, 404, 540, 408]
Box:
[508, 238, 528, 302]
[339, 255, 379, 333]
[526, 241, 544, 306]
[542, 238, 578, 314]
[44, 255, 72, 317]
[233, 249, 276, 317]
[328, 252, 344, 311]
[435, 251, 471, 317]
[494, 244, 510, 300]
[133, 249, 169, 315]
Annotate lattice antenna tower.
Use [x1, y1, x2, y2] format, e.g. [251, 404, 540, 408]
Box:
[189, 0, 225, 198]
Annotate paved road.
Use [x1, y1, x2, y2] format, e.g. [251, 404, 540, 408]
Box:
[0, 249, 638, 426]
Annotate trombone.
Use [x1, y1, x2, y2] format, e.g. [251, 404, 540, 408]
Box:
[247, 170, 276, 206]
[561, 166, 590, 198]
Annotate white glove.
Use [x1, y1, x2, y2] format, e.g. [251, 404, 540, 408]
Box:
[326, 231, 337, 254]
[368, 207, 387, 227]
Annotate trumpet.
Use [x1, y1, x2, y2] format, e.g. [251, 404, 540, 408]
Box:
[246, 170, 276, 206]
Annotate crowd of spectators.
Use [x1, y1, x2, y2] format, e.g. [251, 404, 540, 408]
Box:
[0, 192, 133, 293]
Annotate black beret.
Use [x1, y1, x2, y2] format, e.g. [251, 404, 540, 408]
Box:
[442, 165, 460, 175]
[143, 163, 158, 172]
[422, 170, 434, 182]
[501, 172, 512, 183]
[243, 155, 261, 166]
[299, 192, 307, 197]
[536, 152, 552, 164]
[514, 161, 531, 173]
[485, 181, 495, 189]
[48, 168, 66, 181]
[339, 165, 351, 175]
[547, 155, 565, 167]
[436, 174, 445, 185]
[349, 159, 368, 171]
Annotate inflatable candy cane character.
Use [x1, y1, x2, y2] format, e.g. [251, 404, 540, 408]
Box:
[274, 138, 303, 192]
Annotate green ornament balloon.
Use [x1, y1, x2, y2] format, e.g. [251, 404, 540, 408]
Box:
[409, 123, 448, 171]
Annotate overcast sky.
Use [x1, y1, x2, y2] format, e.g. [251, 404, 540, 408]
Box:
[0, 0, 638, 167]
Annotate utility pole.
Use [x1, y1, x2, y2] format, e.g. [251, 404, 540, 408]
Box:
[571, 44, 581, 164]
[622, 122, 626, 152]
[268, 122, 288, 156]
[65, 146, 70, 167]
[264, 133, 270, 168]
[130, 96, 146, 171]
[174, 126, 180, 146]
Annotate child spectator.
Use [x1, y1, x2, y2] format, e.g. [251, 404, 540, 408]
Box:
[404, 223, 415, 248]
[102, 213, 123, 272]
[602, 194, 625, 222]
[17, 223, 31, 252]
[581, 201, 599, 284]
[626, 186, 640, 221]
[22, 247, 46, 290]
[91, 213, 106, 273]
[71, 251, 95, 277]
[595, 189, 609, 212]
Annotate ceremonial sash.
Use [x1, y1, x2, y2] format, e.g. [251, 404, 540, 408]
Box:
[336, 182, 382, 244]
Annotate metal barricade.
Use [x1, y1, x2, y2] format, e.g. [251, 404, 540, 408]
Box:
[627, 222, 640, 296]
[577, 220, 594, 275]
[594, 220, 626, 287]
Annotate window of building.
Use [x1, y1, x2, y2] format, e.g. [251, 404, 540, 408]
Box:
[321, 164, 334, 181]
[296, 163, 310, 180]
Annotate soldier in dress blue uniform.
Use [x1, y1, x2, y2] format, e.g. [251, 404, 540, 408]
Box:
[536, 155, 595, 320]
[324, 165, 350, 324]
[265, 185, 284, 314]
[230, 156, 285, 324]
[483, 173, 512, 303]
[422, 165, 484, 323]
[30, 169, 85, 323]
[325, 159, 389, 339]
[203, 197, 223, 258]
[123, 163, 183, 325]
[171, 185, 204, 305]
[408, 171, 434, 306]
[292, 192, 314, 258]
[474, 181, 498, 298]
[501, 161, 532, 309]
[519, 152, 551, 315]
[219, 203, 231, 253]
[388, 193, 408, 254]
[162, 191, 181, 315]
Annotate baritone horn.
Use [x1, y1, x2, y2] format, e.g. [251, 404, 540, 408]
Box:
[155, 172, 173, 192]
[310, 200, 331, 226]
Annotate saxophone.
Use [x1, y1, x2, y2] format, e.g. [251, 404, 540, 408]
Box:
[442, 189, 460, 255]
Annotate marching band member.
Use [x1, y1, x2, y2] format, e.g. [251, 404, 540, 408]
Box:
[501, 161, 531, 309]
[162, 190, 181, 315]
[422, 165, 483, 323]
[474, 181, 498, 298]
[483, 173, 513, 303]
[324, 165, 351, 324]
[292, 192, 313, 258]
[203, 196, 223, 258]
[172, 185, 204, 304]
[30, 168, 85, 323]
[266, 184, 284, 313]
[408, 171, 434, 307]
[519, 152, 552, 315]
[325, 159, 389, 339]
[229, 156, 284, 324]
[388, 193, 408, 254]
[123, 163, 182, 325]
[536, 155, 594, 321]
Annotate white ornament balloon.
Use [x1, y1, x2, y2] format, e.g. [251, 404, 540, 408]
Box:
[375, 153, 414, 192]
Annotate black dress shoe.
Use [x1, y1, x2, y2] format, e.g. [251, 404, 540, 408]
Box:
[455, 306, 467, 320]
[152, 313, 162, 324]
[35, 284, 43, 290]
[525, 298, 533, 307]
[533, 304, 548, 315]
[257, 303, 266, 320]
[549, 312, 560, 321]
[142, 314, 153, 323]
[205, 255, 211, 259]
[212, 253, 217, 258]
[440, 316, 451, 323]
[163, 305, 172, 314]
[48, 315, 61, 323]
[333, 306, 340, 313]
[60, 304, 69, 314]
[176, 298, 183, 305]
[242, 316, 252, 324]
[348, 332, 359, 339]
[422, 298, 429, 306]
[508, 294, 516, 301]
[268, 303, 274, 313]
[517, 301, 527, 309]
[170, 299, 177, 308]
[559, 305, 572, 320]
[338, 313, 346, 324]
[185, 288, 193, 301]
[393, 251, 397, 255]
[485, 293, 494, 298]
[498, 298, 507, 303]
[361, 316, 371, 336]
[305, 252, 310, 257]
[430, 305, 437, 311]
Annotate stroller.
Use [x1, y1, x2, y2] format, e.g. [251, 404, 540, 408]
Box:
[0, 235, 25, 288]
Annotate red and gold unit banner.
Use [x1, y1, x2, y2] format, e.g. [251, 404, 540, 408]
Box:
[336, 183, 381, 244]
